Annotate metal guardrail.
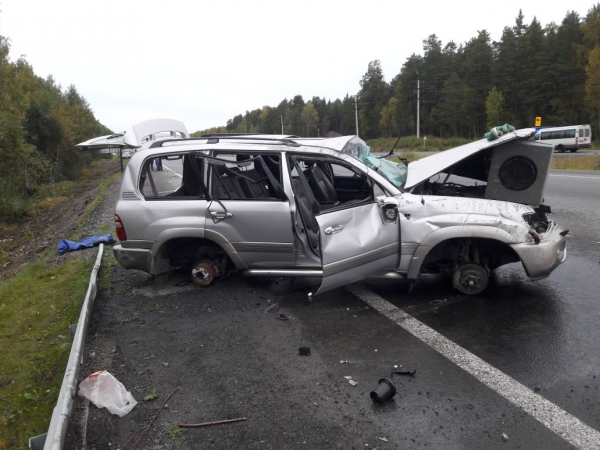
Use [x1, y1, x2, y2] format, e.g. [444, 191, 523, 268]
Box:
[29, 244, 105, 450]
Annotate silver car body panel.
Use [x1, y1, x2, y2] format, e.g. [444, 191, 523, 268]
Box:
[205, 200, 296, 268]
[510, 221, 567, 280]
[315, 202, 400, 295]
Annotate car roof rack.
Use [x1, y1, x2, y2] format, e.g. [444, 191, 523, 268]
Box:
[149, 136, 302, 148]
[201, 133, 300, 138]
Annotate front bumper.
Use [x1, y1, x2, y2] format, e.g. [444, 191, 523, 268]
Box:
[113, 244, 151, 273]
[511, 224, 567, 281]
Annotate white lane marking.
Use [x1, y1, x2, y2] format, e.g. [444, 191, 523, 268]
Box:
[348, 286, 600, 450]
[162, 165, 182, 178]
[550, 174, 600, 180]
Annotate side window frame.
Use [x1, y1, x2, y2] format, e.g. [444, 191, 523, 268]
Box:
[288, 154, 376, 215]
[200, 152, 287, 202]
[139, 153, 206, 200]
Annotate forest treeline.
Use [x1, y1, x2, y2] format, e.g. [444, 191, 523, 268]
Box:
[193, 6, 600, 142]
[0, 35, 112, 218]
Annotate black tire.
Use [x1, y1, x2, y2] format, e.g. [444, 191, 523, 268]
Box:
[455, 263, 489, 295]
[191, 261, 215, 287]
[570, 148, 578, 153]
[557, 145, 565, 153]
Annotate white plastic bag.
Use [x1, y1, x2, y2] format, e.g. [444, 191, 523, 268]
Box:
[78, 370, 137, 416]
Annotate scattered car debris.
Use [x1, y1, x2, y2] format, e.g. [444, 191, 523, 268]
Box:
[265, 303, 279, 314]
[349, 379, 358, 387]
[340, 360, 349, 364]
[344, 376, 353, 380]
[178, 417, 247, 428]
[370, 378, 397, 403]
[276, 313, 289, 321]
[299, 346, 310, 356]
[391, 368, 416, 376]
[501, 432, 509, 442]
[377, 437, 389, 442]
[430, 299, 447, 304]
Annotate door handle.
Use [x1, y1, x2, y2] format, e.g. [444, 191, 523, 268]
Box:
[211, 211, 233, 220]
[324, 224, 344, 235]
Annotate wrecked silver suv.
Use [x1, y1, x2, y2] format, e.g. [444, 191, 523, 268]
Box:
[111, 122, 567, 295]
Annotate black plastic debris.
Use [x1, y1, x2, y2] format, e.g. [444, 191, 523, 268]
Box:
[370, 378, 396, 403]
[299, 346, 311, 356]
[391, 368, 416, 376]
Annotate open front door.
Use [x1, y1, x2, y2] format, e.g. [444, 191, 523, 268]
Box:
[315, 201, 400, 294]
[288, 154, 401, 295]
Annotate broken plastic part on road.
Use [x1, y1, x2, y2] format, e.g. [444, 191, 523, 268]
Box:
[391, 368, 416, 376]
[299, 346, 310, 356]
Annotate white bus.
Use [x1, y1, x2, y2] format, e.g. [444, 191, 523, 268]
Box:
[534, 124, 592, 152]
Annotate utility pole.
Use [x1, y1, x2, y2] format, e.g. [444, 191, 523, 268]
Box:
[354, 94, 359, 137]
[416, 78, 420, 138]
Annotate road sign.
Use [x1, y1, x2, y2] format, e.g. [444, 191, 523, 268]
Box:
[535, 117, 542, 127]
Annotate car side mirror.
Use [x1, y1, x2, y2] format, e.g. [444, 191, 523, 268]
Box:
[377, 196, 399, 224]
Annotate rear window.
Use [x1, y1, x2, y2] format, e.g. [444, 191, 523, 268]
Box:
[140, 155, 204, 199]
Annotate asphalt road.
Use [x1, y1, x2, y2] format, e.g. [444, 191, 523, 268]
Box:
[68, 171, 600, 450]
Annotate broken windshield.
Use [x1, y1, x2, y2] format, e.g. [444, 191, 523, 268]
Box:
[341, 137, 408, 189]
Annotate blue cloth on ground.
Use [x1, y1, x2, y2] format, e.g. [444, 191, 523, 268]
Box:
[57, 234, 117, 255]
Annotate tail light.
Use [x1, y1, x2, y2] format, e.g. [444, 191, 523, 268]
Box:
[115, 214, 127, 241]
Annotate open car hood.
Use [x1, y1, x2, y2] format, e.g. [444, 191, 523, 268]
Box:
[405, 128, 555, 206]
[405, 129, 537, 189]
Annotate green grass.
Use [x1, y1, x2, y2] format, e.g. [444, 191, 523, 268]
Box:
[551, 155, 600, 170]
[76, 172, 121, 231]
[0, 257, 93, 448]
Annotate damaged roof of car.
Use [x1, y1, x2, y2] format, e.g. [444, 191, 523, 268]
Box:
[404, 128, 539, 189]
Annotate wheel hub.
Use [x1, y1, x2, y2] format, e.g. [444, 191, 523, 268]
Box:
[192, 267, 210, 282]
[454, 263, 489, 295]
[191, 261, 215, 287]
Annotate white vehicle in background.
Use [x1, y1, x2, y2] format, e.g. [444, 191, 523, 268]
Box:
[577, 124, 592, 148]
[534, 124, 591, 152]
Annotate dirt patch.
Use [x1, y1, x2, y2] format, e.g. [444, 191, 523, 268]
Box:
[0, 159, 121, 282]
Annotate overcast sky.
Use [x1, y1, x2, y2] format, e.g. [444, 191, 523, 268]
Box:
[0, 0, 595, 134]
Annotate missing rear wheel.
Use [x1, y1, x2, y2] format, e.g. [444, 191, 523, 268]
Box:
[192, 261, 215, 287]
